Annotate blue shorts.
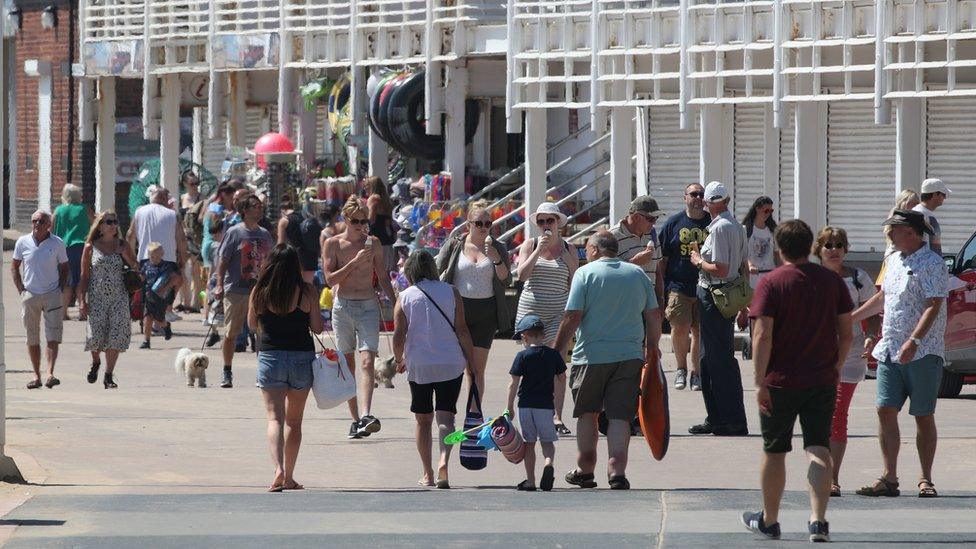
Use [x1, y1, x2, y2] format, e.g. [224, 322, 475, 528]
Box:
[66, 244, 84, 287]
[256, 350, 315, 390]
[876, 354, 943, 416]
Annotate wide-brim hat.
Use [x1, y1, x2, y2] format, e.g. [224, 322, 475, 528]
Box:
[883, 209, 934, 235]
[528, 202, 568, 228]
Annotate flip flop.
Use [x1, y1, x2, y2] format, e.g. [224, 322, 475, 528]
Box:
[44, 377, 60, 388]
[283, 482, 304, 491]
[26, 379, 42, 389]
[516, 480, 536, 492]
[435, 478, 450, 489]
[540, 465, 555, 492]
[267, 484, 284, 493]
[417, 478, 434, 487]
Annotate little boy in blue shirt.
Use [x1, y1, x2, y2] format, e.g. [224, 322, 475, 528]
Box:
[506, 314, 567, 492]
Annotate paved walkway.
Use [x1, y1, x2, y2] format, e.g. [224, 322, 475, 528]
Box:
[1, 252, 975, 546]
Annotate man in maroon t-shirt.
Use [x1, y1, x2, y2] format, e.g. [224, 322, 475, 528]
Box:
[740, 220, 853, 543]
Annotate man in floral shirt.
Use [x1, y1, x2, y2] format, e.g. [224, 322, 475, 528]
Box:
[852, 209, 947, 498]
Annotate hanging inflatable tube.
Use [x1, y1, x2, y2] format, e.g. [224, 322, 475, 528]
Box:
[327, 74, 351, 132]
[387, 71, 481, 160]
[368, 73, 399, 141]
[379, 73, 425, 158]
[375, 73, 411, 151]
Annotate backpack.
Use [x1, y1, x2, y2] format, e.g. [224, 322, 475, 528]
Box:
[183, 200, 206, 254]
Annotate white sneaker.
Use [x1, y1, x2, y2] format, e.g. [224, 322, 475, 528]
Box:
[690, 372, 702, 391]
[674, 369, 687, 390]
[165, 311, 183, 323]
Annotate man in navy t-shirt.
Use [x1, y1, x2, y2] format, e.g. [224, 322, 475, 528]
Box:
[657, 183, 710, 391]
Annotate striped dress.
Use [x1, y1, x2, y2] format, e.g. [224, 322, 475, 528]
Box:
[516, 254, 570, 343]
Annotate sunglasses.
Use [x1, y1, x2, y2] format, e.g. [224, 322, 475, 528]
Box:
[823, 242, 847, 250]
[472, 220, 492, 229]
[31, 219, 48, 225]
[761, 208, 774, 214]
[347, 218, 369, 226]
[103, 219, 119, 226]
[535, 218, 557, 226]
[687, 192, 705, 199]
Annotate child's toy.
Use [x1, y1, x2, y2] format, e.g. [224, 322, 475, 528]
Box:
[638, 358, 671, 461]
[490, 415, 526, 464]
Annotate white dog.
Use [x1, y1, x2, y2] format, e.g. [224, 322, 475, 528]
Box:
[175, 347, 209, 388]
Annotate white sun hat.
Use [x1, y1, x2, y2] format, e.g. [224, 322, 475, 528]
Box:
[528, 202, 569, 228]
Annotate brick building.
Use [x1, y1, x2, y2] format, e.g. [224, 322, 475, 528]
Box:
[2, 0, 140, 229]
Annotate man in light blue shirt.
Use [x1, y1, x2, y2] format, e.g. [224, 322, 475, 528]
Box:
[554, 230, 661, 490]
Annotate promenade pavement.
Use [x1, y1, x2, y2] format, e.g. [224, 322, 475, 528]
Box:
[0, 251, 974, 547]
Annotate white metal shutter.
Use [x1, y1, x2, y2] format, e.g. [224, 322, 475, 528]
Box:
[245, 105, 277, 148]
[733, 104, 765, 220]
[926, 98, 976, 254]
[648, 108, 701, 217]
[198, 108, 228, 177]
[826, 101, 896, 253]
[779, 110, 795, 219]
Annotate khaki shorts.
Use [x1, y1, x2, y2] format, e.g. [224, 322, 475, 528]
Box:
[223, 292, 250, 341]
[569, 359, 643, 421]
[665, 291, 699, 326]
[22, 290, 64, 346]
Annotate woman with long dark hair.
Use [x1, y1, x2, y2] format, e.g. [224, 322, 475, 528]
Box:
[248, 244, 324, 492]
[366, 176, 397, 274]
[742, 196, 779, 289]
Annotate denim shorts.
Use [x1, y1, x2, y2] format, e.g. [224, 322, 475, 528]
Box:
[877, 354, 943, 416]
[256, 350, 316, 390]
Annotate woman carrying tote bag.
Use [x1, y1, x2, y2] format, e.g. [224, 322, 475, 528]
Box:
[248, 244, 324, 492]
[393, 250, 476, 489]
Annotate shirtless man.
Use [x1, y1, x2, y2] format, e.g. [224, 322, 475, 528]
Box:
[323, 196, 397, 439]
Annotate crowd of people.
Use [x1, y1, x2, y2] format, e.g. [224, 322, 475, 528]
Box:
[10, 171, 958, 541]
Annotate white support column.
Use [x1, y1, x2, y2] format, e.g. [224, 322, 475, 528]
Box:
[471, 100, 490, 172]
[24, 60, 53, 212]
[79, 78, 97, 142]
[609, 108, 634, 225]
[208, 71, 225, 139]
[277, 66, 295, 139]
[95, 77, 117, 213]
[794, 102, 828, 231]
[523, 109, 547, 240]
[159, 74, 182, 196]
[444, 64, 468, 197]
[367, 124, 389, 182]
[762, 103, 780, 201]
[192, 107, 205, 169]
[699, 104, 733, 189]
[298, 102, 318, 172]
[895, 98, 924, 194]
[635, 106, 650, 196]
[227, 72, 247, 148]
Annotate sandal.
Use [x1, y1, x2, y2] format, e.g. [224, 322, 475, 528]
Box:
[267, 484, 284, 493]
[516, 480, 536, 492]
[435, 478, 450, 490]
[565, 469, 597, 489]
[26, 379, 42, 389]
[44, 376, 60, 389]
[283, 481, 304, 491]
[830, 484, 841, 497]
[554, 422, 572, 436]
[856, 477, 900, 497]
[87, 363, 101, 384]
[608, 475, 631, 490]
[917, 479, 938, 498]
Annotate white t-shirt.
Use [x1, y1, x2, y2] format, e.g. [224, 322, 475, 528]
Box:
[911, 203, 941, 250]
[840, 267, 877, 383]
[13, 234, 69, 294]
[746, 225, 777, 288]
[132, 203, 178, 262]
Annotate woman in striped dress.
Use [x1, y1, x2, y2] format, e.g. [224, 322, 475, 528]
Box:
[515, 202, 579, 434]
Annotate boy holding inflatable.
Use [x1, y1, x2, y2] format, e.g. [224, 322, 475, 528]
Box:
[506, 314, 567, 492]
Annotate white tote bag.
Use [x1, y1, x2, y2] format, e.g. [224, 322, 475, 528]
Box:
[311, 346, 356, 410]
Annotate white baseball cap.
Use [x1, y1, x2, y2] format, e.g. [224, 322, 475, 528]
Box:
[920, 178, 952, 195]
[703, 181, 730, 203]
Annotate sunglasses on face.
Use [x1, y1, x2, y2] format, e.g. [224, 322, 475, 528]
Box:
[823, 242, 846, 250]
[31, 219, 48, 225]
[472, 220, 492, 229]
[536, 218, 557, 226]
[686, 192, 705, 199]
[347, 218, 369, 226]
[103, 219, 118, 226]
[761, 208, 774, 215]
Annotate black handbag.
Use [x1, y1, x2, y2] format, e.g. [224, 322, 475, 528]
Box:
[123, 268, 142, 295]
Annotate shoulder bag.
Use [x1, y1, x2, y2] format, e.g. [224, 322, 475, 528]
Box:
[709, 261, 754, 319]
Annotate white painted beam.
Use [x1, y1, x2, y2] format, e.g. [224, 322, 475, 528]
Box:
[227, 72, 247, 149]
[445, 64, 468, 198]
[762, 104, 780, 201]
[95, 77, 116, 213]
[610, 108, 634, 225]
[159, 74, 182, 196]
[895, 98, 924, 194]
[635, 107, 649, 196]
[523, 109, 547, 241]
[794, 102, 827, 231]
[700, 105, 733, 191]
[25, 60, 53, 212]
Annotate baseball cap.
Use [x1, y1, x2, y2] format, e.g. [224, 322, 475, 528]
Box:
[513, 314, 545, 338]
[920, 178, 952, 195]
[882, 209, 934, 235]
[703, 181, 730, 203]
[630, 196, 665, 218]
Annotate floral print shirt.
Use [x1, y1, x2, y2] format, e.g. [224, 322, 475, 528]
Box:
[873, 246, 948, 363]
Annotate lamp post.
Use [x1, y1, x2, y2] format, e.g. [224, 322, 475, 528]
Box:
[0, 7, 26, 483]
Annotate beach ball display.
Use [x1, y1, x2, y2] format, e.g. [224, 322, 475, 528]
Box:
[253, 132, 296, 169]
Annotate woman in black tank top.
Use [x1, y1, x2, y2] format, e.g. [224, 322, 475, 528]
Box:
[248, 244, 324, 492]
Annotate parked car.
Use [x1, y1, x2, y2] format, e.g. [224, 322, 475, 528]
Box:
[867, 229, 976, 397]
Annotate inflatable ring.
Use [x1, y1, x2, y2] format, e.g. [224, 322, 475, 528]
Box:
[327, 73, 351, 132]
[387, 71, 481, 160]
[368, 72, 399, 141]
[377, 73, 416, 155]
